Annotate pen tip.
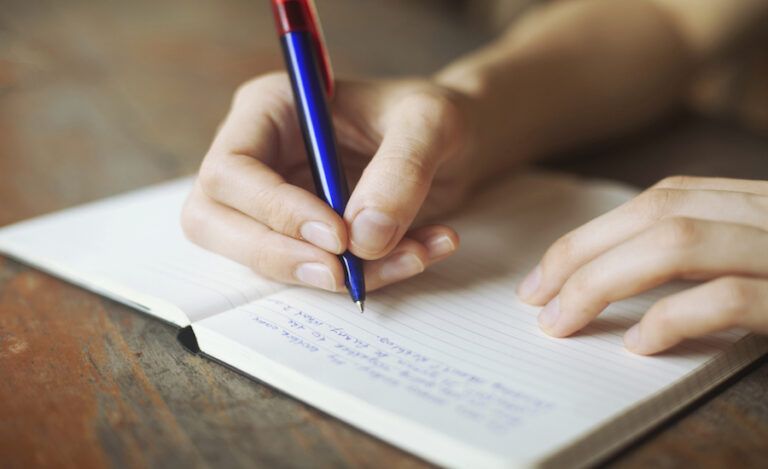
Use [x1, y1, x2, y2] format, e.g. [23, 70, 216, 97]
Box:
[356, 301, 364, 313]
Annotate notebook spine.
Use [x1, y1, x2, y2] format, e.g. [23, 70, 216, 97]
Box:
[177, 326, 201, 354]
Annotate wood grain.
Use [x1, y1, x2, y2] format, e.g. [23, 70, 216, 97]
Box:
[0, 1, 766, 468]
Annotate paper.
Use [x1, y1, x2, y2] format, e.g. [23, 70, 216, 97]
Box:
[0, 179, 282, 324]
[192, 174, 750, 466]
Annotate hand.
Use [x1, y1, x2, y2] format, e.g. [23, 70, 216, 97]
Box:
[517, 176, 768, 355]
[182, 73, 476, 292]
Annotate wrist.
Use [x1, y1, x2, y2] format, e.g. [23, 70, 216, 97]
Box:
[432, 46, 545, 181]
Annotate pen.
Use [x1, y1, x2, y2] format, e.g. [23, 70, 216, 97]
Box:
[270, 0, 366, 312]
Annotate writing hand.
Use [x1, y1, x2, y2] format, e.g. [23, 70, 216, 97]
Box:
[517, 176, 768, 354]
[182, 73, 472, 292]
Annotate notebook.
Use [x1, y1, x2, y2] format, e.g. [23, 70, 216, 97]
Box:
[0, 172, 764, 468]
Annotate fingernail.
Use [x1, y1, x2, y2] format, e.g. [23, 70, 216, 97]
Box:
[351, 209, 398, 255]
[425, 234, 456, 259]
[300, 221, 342, 253]
[624, 325, 641, 352]
[295, 263, 336, 291]
[517, 264, 542, 301]
[379, 253, 424, 283]
[538, 297, 561, 332]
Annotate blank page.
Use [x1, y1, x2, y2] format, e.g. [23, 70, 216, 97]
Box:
[193, 173, 767, 467]
[0, 178, 282, 325]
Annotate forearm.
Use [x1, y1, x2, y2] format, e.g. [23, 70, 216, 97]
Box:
[435, 0, 767, 172]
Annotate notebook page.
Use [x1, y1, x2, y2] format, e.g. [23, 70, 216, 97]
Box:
[193, 173, 762, 467]
[0, 178, 283, 325]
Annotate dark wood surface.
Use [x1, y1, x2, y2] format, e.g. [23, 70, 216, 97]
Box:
[0, 1, 766, 468]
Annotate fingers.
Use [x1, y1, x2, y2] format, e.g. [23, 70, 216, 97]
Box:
[518, 186, 768, 306]
[211, 73, 296, 166]
[625, 276, 768, 355]
[345, 91, 464, 260]
[199, 73, 348, 254]
[365, 225, 459, 290]
[199, 156, 347, 254]
[183, 181, 460, 291]
[182, 183, 346, 291]
[653, 175, 768, 196]
[537, 218, 768, 338]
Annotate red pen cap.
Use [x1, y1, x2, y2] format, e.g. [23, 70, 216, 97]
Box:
[271, 0, 335, 97]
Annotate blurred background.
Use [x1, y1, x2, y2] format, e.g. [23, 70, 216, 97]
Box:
[0, 0, 478, 223]
[1, 0, 766, 225]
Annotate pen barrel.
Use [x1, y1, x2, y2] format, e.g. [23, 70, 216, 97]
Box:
[280, 31, 366, 303]
[280, 31, 349, 215]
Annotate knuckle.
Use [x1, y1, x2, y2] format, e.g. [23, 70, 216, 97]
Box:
[374, 152, 434, 188]
[259, 186, 289, 223]
[399, 88, 466, 150]
[653, 217, 702, 249]
[543, 234, 577, 269]
[198, 158, 226, 198]
[257, 183, 303, 234]
[655, 175, 695, 190]
[403, 89, 452, 121]
[233, 72, 288, 105]
[635, 188, 678, 221]
[232, 79, 262, 105]
[715, 277, 754, 321]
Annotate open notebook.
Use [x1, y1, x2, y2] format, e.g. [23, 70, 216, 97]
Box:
[0, 172, 764, 468]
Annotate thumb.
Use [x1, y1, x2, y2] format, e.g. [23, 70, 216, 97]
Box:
[344, 91, 462, 260]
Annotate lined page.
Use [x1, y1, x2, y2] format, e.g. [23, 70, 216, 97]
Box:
[0, 178, 282, 325]
[193, 173, 764, 467]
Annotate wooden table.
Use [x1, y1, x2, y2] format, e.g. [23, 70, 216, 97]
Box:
[1, 1, 766, 467]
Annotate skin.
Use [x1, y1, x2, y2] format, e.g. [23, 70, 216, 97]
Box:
[183, 0, 768, 354]
[516, 176, 768, 354]
[182, 76, 471, 292]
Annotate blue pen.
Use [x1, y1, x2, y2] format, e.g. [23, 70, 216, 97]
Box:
[271, 0, 366, 312]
